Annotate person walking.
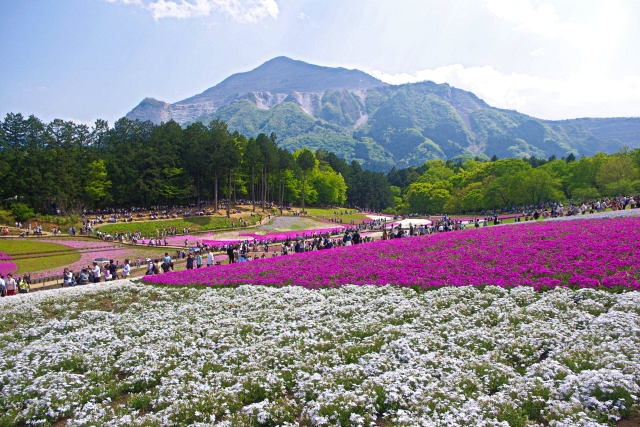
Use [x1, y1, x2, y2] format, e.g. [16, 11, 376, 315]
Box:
[186, 253, 194, 270]
[196, 253, 203, 268]
[207, 250, 214, 267]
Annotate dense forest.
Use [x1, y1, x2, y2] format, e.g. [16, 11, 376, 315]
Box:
[1, 113, 638, 216]
[0, 113, 392, 214]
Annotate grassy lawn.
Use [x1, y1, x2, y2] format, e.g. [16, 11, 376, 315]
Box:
[304, 208, 369, 223]
[13, 253, 81, 274]
[0, 240, 76, 256]
[96, 214, 262, 236]
[0, 240, 81, 274]
[304, 207, 359, 216]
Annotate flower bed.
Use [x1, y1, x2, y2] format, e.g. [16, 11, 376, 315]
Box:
[22, 241, 164, 279]
[45, 239, 114, 249]
[0, 251, 16, 276]
[1, 282, 639, 425]
[163, 226, 350, 248]
[145, 217, 640, 291]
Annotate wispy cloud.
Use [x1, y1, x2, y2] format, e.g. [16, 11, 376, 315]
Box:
[484, 0, 629, 50]
[484, 0, 574, 40]
[368, 64, 640, 120]
[106, 0, 279, 22]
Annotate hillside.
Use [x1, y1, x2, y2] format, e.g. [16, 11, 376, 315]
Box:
[127, 57, 640, 170]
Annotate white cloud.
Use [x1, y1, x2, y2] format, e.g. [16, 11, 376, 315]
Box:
[368, 64, 640, 120]
[297, 11, 307, 21]
[106, 0, 278, 22]
[530, 47, 545, 57]
[484, 0, 629, 53]
[485, 0, 573, 40]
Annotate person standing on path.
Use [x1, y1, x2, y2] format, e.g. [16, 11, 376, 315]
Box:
[123, 259, 131, 278]
[207, 250, 214, 267]
[109, 260, 117, 280]
[196, 253, 203, 268]
[6, 274, 16, 296]
[186, 254, 194, 270]
[92, 263, 101, 283]
[227, 245, 235, 264]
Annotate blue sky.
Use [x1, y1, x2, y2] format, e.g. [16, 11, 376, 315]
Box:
[1, 0, 639, 124]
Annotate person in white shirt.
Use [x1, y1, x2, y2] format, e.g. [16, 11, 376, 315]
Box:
[123, 259, 131, 278]
[207, 250, 214, 267]
[92, 263, 101, 283]
[6, 274, 16, 295]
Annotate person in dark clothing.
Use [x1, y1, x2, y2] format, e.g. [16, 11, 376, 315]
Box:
[227, 246, 235, 264]
[108, 260, 117, 280]
[186, 254, 194, 269]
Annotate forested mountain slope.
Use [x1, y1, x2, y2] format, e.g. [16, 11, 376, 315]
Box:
[127, 57, 640, 170]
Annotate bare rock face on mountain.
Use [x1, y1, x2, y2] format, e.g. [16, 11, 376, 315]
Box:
[127, 56, 384, 125]
[126, 57, 640, 171]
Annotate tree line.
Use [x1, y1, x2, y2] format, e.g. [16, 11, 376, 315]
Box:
[1, 113, 637, 217]
[0, 114, 391, 215]
[387, 150, 640, 214]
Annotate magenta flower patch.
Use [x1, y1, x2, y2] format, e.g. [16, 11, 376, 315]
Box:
[143, 218, 640, 291]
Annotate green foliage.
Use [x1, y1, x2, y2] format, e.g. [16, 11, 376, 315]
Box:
[10, 202, 34, 222]
[571, 186, 600, 201]
[84, 159, 112, 205]
[310, 169, 347, 205]
[595, 155, 638, 193]
[1, 110, 638, 217]
[405, 181, 451, 214]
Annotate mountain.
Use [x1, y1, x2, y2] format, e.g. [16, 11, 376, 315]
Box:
[126, 57, 640, 170]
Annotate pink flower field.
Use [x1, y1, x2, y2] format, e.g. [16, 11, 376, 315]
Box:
[162, 226, 349, 248]
[24, 240, 161, 279]
[0, 252, 16, 276]
[144, 217, 640, 291]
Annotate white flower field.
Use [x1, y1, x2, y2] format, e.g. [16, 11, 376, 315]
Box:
[1, 281, 639, 426]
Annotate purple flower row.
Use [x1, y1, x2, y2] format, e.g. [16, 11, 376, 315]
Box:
[144, 217, 640, 291]
[46, 240, 114, 249]
[0, 251, 16, 276]
[162, 226, 349, 248]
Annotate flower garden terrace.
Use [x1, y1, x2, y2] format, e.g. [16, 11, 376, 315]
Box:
[143, 216, 640, 291]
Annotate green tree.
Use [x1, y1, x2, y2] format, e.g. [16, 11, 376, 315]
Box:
[311, 169, 347, 205]
[512, 168, 563, 205]
[11, 202, 34, 223]
[244, 137, 261, 211]
[296, 148, 316, 213]
[595, 155, 638, 195]
[84, 159, 112, 206]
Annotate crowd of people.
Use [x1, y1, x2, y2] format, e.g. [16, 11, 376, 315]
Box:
[3, 195, 639, 293]
[0, 273, 31, 296]
[58, 259, 132, 287]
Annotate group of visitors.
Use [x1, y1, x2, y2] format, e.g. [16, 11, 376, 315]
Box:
[61, 259, 132, 286]
[18, 224, 43, 237]
[0, 273, 30, 296]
